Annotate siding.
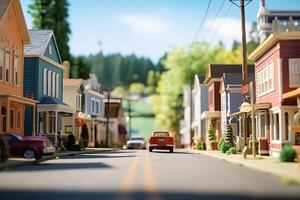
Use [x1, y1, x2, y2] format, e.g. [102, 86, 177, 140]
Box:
[43, 37, 61, 64]
[24, 106, 33, 136]
[23, 57, 38, 99]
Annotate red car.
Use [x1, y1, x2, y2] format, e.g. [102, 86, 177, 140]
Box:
[149, 131, 174, 153]
[0, 133, 55, 160]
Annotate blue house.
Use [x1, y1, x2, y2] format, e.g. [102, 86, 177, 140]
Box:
[23, 30, 74, 146]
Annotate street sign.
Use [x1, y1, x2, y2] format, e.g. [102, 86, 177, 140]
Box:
[241, 84, 249, 95]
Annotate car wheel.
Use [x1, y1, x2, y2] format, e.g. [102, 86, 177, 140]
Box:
[23, 149, 36, 159]
[149, 148, 153, 152]
[169, 148, 173, 153]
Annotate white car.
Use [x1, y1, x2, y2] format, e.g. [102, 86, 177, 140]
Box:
[126, 137, 146, 149]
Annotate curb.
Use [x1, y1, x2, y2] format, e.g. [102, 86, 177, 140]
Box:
[0, 148, 116, 171]
[189, 149, 300, 183]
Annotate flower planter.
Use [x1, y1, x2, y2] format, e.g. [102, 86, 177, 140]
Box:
[210, 141, 218, 150]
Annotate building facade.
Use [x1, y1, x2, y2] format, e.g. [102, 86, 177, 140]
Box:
[0, 0, 36, 136]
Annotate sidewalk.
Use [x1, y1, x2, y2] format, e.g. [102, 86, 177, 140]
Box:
[190, 149, 300, 183]
[0, 148, 115, 171]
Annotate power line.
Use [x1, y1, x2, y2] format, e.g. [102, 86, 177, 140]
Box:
[204, 0, 226, 41]
[193, 0, 212, 42]
[208, 3, 233, 44]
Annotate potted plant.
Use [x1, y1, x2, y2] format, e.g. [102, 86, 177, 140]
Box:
[208, 123, 218, 150]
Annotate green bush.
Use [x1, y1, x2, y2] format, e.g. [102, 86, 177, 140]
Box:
[0, 137, 10, 163]
[78, 139, 85, 150]
[227, 147, 237, 155]
[208, 123, 216, 141]
[225, 124, 234, 146]
[220, 141, 231, 153]
[280, 144, 296, 162]
[195, 142, 206, 150]
[81, 124, 89, 148]
[218, 138, 224, 150]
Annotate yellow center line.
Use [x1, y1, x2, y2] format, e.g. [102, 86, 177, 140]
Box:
[143, 151, 157, 193]
[121, 151, 140, 192]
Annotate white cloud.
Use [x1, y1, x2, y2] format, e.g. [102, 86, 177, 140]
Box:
[120, 14, 171, 35]
[203, 17, 251, 48]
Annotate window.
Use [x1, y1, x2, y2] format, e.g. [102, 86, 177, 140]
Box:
[17, 110, 21, 129]
[257, 62, 274, 96]
[285, 112, 289, 141]
[96, 101, 99, 113]
[48, 70, 51, 96]
[52, 72, 56, 97]
[56, 74, 59, 98]
[13, 53, 19, 85]
[48, 45, 52, 55]
[91, 99, 95, 113]
[273, 113, 280, 140]
[289, 58, 300, 87]
[43, 69, 48, 95]
[10, 109, 14, 129]
[260, 114, 266, 138]
[5, 50, 10, 83]
[0, 48, 4, 81]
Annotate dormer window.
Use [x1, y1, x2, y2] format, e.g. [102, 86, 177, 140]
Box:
[49, 45, 52, 55]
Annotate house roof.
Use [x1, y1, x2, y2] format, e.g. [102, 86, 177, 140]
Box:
[63, 79, 83, 87]
[0, 0, 30, 44]
[204, 64, 254, 84]
[249, 31, 300, 61]
[24, 29, 62, 63]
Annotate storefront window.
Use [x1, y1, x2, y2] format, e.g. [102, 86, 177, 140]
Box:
[274, 113, 280, 140]
[260, 115, 266, 138]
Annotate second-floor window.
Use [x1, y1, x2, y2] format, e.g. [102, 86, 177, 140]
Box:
[52, 72, 56, 97]
[56, 74, 59, 98]
[43, 69, 47, 95]
[91, 98, 95, 113]
[0, 48, 3, 81]
[5, 50, 10, 83]
[76, 93, 81, 110]
[257, 61, 274, 96]
[48, 70, 52, 96]
[13, 53, 19, 86]
[289, 58, 300, 87]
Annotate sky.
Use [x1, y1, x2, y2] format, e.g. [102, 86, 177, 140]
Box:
[20, 0, 300, 63]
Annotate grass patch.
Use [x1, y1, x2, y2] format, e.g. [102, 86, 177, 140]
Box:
[283, 177, 300, 186]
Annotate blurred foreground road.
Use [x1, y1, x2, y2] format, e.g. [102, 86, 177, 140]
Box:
[0, 149, 300, 200]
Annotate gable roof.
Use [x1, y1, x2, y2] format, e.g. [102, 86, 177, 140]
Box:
[24, 29, 62, 63]
[204, 64, 254, 84]
[63, 79, 83, 87]
[249, 31, 300, 61]
[0, 0, 30, 44]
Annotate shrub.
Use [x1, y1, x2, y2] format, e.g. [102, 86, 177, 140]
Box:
[66, 134, 76, 150]
[195, 142, 206, 150]
[280, 144, 296, 162]
[78, 139, 85, 150]
[224, 124, 234, 146]
[227, 147, 237, 155]
[218, 138, 224, 150]
[81, 124, 89, 148]
[220, 141, 231, 153]
[208, 123, 216, 141]
[0, 137, 9, 163]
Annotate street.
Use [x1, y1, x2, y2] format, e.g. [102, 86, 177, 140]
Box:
[0, 150, 300, 200]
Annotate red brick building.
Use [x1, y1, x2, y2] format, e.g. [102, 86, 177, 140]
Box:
[249, 31, 300, 157]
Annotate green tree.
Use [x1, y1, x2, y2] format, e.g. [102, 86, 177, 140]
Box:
[129, 83, 145, 95]
[76, 56, 90, 79]
[28, 0, 71, 61]
[224, 123, 234, 146]
[208, 123, 216, 141]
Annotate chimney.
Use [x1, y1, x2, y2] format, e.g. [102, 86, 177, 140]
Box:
[63, 61, 70, 79]
[259, 0, 266, 8]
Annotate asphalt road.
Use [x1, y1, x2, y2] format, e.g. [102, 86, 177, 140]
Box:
[0, 149, 300, 200]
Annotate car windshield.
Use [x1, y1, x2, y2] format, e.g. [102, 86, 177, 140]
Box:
[153, 132, 169, 137]
[131, 137, 144, 141]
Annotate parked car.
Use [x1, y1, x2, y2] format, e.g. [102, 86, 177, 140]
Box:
[0, 133, 56, 160]
[126, 137, 146, 149]
[149, 131, 174, 153]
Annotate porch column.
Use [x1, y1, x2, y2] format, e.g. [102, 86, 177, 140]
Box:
[280, 110, 284, 142]
[7, 98, 10, 132]
[55, 111, 58, 148]
[33, 105, 36, 136]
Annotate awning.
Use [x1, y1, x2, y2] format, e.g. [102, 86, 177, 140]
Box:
[231, 102, 272, 117]
[201, 111, 221, 120]
[37, 97, 75, 113]
[0, 94, 37, 106]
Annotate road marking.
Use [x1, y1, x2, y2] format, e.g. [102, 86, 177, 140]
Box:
[121, 151, 140, 192]
[143, 151, 157, 192]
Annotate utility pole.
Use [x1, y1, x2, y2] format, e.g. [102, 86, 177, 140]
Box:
[230, 0, 254, 157]
[105, 88, 110, 147]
